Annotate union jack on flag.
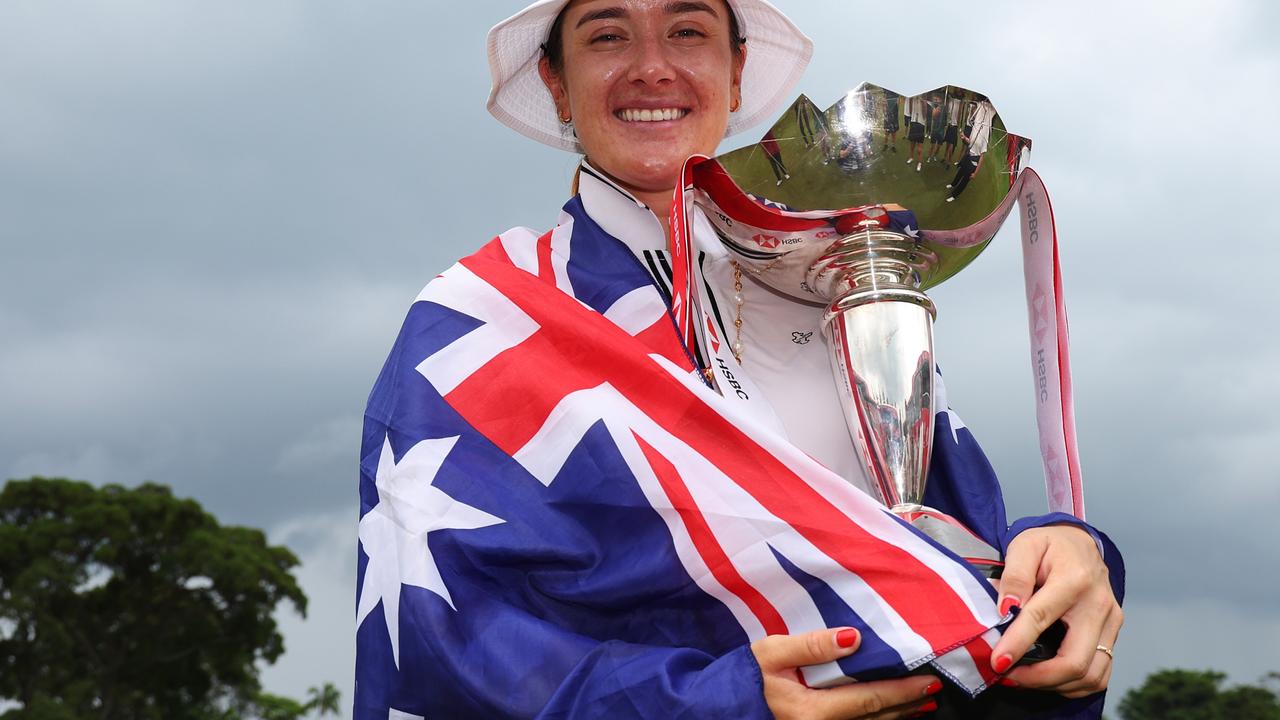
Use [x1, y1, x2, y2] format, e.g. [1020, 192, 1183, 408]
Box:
[353, 196, 1102, 719]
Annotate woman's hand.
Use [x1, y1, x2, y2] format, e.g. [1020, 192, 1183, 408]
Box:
[752, 628, 943, 719]
[991, 525, 1123, 698]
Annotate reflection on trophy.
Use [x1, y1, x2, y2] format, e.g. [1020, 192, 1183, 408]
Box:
[691, 83, 1033, 578]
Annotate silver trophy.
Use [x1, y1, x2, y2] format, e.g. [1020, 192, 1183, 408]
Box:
[691, 83, 1032, 577]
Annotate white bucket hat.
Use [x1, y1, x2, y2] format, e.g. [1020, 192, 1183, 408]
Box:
[486, 0, 813, 153]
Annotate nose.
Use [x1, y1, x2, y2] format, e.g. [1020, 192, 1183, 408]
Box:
[626, 33, 677, 86]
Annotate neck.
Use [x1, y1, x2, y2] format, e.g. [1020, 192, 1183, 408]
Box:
[632, 188, 675, 243]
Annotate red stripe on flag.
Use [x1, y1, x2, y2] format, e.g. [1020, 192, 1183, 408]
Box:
[960, 633, 999, 687]
[536, 230, 554, 283]
[633, 432, 790, 636]
[475, 235, 514, 266]
[633, 317, 692, 370]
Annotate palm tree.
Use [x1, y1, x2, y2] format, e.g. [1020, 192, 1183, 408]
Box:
[305, 682, 341, 718]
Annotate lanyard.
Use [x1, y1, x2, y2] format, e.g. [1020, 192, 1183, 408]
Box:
[668, 157, 785, 434]
[1016, 169, 1085, 519]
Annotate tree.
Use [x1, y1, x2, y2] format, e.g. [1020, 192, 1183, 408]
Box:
[249, 693, 309, 720]
[1118, 668, 1280, 720]
[0, 477, 309, 720]
[305, 683, 341, 717]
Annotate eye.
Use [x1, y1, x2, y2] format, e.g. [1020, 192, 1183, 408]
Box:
[589, 31, 626, 44]
[671, 26, 708, 40]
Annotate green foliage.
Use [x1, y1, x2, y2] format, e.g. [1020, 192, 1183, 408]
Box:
[305, 683, 341, 717]
[0, 477, 311, 720]
[1118, 668, 1280, 720]
[249, 693, 308, 720]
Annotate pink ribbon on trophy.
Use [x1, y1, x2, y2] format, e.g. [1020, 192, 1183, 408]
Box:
[1015, 169, 1085, 520]
[668, 157, 1084, 521]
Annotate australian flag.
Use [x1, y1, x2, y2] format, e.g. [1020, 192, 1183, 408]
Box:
[353, 197, 1119, 719]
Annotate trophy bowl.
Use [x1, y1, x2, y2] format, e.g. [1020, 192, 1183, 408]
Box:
[690, 83, 1033, 577]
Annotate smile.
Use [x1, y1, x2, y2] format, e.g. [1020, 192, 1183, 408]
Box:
[616, 108, 689, 122]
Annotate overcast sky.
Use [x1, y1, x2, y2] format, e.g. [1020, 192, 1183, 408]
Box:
[3, 0, 1278, 715]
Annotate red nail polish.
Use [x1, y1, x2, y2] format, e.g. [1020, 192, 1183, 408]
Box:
[916, 700, 938, 714]
[924, 679, 943, 696]
[835, 628, 859, 648]
[999, 677, 1019, 688]
[999, 596, 1021, 616]
[993, 654, 1014, 673]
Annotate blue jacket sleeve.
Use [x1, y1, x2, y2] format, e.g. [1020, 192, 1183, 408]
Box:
[923, 410, 1125, 606]
[1005, 513, 1126, 605]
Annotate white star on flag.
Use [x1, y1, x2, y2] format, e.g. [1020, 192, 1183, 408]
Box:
[933, 371, 966, 443]
[356, 434, 503, 668]
[903, 224, 920, 238]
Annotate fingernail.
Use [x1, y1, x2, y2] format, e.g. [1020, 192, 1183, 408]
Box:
[993, 654, 1014, 673]
[999, 595, 1021, 616]
[924, 679, 943, 696]
[835, 628, 859, 648]
[999, 677, 1019, 688]
[908, 700, 939, 717]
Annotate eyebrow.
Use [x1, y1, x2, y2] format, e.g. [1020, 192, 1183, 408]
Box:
[574, 1, 720, 29]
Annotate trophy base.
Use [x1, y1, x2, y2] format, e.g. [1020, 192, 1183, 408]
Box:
[892, 504, 1004, 579]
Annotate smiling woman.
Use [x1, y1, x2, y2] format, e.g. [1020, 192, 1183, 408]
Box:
[535, 0, 744, 212]
[354, 1, 1123, 719]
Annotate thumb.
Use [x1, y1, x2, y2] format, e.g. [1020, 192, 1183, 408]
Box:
[752, 628, 860, 673]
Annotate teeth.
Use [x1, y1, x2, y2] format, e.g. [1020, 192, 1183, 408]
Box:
[619, 108, 686, 122]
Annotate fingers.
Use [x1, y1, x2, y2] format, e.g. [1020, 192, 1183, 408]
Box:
[752, 627, 861, 672]
[992, 527, 1107, 669]
[991, 573, 1080, 669]
[993, 535, 1038, 620]
[811, 676, 942, 720]
[753, 629, 945, 720]
[1005, 595, 1122, 693]
[1045, 606, 1124, 697]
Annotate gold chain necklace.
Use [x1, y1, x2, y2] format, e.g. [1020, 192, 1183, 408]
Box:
[730, 260, 744, 363]
[700, 261, 746, 385]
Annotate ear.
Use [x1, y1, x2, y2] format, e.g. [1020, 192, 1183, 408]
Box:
[729, 45, 746, 113]
[538, 55, 571, 122]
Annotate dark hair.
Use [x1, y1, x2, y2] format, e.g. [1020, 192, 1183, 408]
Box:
[541, 1, 746, 73]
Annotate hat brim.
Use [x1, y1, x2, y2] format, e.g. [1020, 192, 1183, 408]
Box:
[486, 0, 813, 153]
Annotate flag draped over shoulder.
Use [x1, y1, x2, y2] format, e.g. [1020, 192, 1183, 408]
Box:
[354, 198, 1015, 719]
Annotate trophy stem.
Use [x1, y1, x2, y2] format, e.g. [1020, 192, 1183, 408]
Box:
[825, 298, 935, 510]
[818, 227, 938, 511]
[817, 227, 1003, 577]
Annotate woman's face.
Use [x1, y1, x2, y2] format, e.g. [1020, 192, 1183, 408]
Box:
[539, 0, 744, 202]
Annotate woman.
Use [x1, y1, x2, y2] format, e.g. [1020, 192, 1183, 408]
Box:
[355, 1, 1123, 718]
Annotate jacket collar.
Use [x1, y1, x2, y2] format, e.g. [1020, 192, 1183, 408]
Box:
[576, 161, 668, 253]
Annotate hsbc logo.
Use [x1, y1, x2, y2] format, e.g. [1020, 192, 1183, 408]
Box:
[1036, 349, 1049, 403]
[716, 358, 750, 400]
[1031, 285, 1050, 345]
[751, 233, 780, 249]
[1024, 191, 1040, 244]
[750, 233, 803, 248]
